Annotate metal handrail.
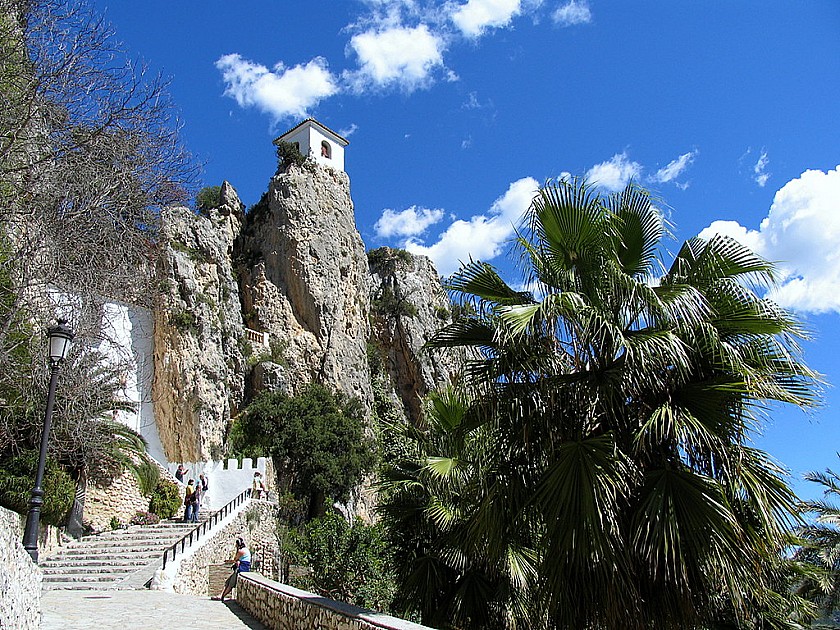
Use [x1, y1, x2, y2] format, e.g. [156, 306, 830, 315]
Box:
[161, 488, 252, 569]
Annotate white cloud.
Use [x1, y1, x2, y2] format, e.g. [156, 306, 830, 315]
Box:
[340, 123, 359, 137]
[451, 0, 522, 37]
[215, 54, 338, 121]
[345, 24, 446, 91]
[552, 0, 592, 26]
[586, 152, 643, 191]
[698, 165, 840, 314]
[653, 150, 698, 184]
[374, 206, 445, 238]
[405, 177, 538, 275]
[754, 150, 770, 187]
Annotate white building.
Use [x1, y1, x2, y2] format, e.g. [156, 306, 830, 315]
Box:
[275, 118, 349, 172]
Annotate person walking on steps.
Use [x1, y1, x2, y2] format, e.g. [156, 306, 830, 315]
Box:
[189, 481, 201, 523]
[252, 471, 265, 499]
[212, 537, 251, 602]
[183, 479, 196, 522]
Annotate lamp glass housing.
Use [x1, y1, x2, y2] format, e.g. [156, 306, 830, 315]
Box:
[47, 320, 74, 364]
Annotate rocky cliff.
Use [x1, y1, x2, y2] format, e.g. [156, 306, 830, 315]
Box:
[236, 163, 372, 409]
[368, 247, 460, 425]
[153, 182, 247, 462]
[152, 161, 458, 460]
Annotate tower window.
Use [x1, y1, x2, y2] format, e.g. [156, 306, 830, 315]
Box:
[320, 141, 331, 159]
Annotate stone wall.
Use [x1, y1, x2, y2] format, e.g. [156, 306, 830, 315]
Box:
[84, 466, 152, 531]
[0, 506, 41, 630]
[169, 499, 278, 596]
[237, 572, 433, 630]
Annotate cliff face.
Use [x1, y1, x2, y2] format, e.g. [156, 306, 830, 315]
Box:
[368, 247, 460, 425]
[152, 164, 457, 460]
[236, 164, 372, 409]
[153, 182, 247, 462]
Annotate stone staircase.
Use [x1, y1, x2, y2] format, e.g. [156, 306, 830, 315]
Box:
[40, 518, 204, 590]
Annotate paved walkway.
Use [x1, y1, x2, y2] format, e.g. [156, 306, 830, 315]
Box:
[41, 590, 267, 630]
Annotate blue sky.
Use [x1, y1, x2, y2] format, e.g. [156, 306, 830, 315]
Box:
[91, 0, 840, 501]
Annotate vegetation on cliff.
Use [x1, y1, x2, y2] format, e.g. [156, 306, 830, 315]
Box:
[231, 383, 375, 522]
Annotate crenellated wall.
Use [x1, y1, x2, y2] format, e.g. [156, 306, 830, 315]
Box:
[237, 572, 434, 630]
[167, 457, 268, 510]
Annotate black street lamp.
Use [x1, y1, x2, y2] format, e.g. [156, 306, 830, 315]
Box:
[22, 319, 74, 563]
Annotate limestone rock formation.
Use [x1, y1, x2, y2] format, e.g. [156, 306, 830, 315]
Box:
[368, 247, 460, 425]
[236, 164, 372, 408]
[153, 182, 247, 462]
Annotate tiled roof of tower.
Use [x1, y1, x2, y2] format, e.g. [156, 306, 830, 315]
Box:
[275, 118, 349, 146]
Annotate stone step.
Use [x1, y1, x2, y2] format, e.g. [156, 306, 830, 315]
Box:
[41, 558, 153, 569]
[43, 572, 137, 583]
[42, 581, 137, 591]
[53, 544, 170, 555]
[42, 566, 139, 577]
[89, 528, 194, 539]
[41, 510, 226, 592]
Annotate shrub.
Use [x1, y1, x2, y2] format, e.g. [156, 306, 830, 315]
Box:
[195, 185, 222, 212]
[133, 459, 160, 496]
[283, 512, 396, 612]
[130, 510, 160, 526]
[109, 515, 121, 530]
[148, 479, 181, 519]
[0, 451, 74, 526]
[169, 309, 197, 333]
[274, 140, 307, 171]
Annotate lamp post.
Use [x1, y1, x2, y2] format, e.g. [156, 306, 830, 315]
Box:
[22, 319, 74, 563]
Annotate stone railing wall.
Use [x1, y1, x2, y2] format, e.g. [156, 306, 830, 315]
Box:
[237, 572, 433, 630]
[244, 326, 270, 348]
[155, 498, 277, 596]
[0, 506, 42, 630]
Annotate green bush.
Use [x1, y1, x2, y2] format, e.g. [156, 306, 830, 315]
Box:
[0, 451, 74, 526]
[133, 459, 160, 496]
[109, 515, 121, 530]
[284, 512, 397, 612]
[195, 185, 222, 212]
[148, 479, 181, 519]
[274, 140, 307, 171]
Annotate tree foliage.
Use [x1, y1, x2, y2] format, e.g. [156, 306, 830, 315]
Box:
[283, 512, 397, 612]
[231, 383, 375, 521]
[795, 462, 840, 624]
[0, 450, 75, 526]
[380, 179, 822, 629]
[0, 0, 191, 528]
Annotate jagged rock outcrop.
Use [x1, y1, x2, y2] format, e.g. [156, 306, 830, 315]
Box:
[236, 164, 372, 408]
[153, 182, 247, 461]
[368, 247, 460, 425]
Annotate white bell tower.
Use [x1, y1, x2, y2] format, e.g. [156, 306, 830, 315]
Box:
[275, 118, 349, 172]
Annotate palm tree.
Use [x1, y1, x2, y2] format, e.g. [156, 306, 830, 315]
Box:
[795, 464, 840, 625]
[403, 179, 821, 628]
[378, 387, 543, 629]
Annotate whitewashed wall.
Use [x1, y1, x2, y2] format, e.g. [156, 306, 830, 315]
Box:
[98, 302, 166, 464]
[283, 124, 346, 172]
[167, 458, 268, 509]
